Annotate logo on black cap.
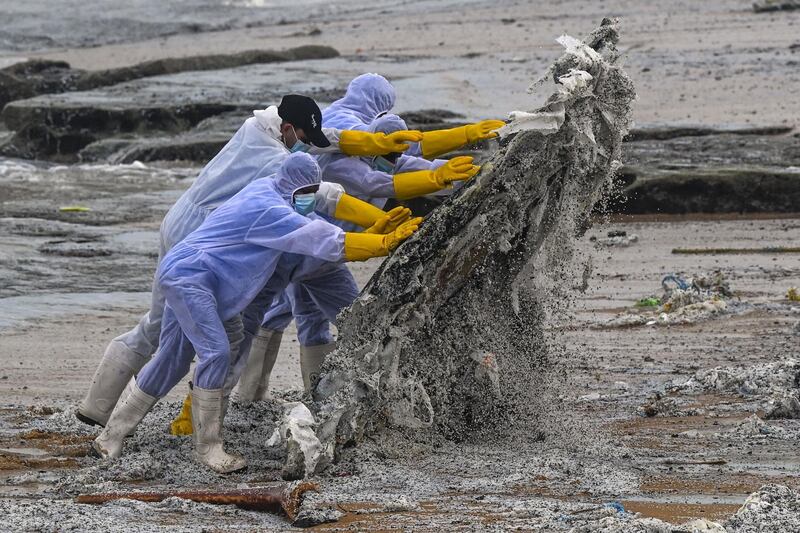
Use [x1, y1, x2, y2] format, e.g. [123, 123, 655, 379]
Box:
[278, 94, 330, 148]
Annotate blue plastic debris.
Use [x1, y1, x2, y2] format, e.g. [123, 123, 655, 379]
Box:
[662, 274, 690, 292]
[604, 501, 625, 514]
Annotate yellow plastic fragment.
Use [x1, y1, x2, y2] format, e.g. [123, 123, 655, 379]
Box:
[170, 394, 193, 436]
[59, 206, 91, 212]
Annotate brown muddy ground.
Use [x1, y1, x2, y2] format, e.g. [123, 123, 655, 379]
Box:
[1, 214, 798, 530]
[1, 0, 799, 530]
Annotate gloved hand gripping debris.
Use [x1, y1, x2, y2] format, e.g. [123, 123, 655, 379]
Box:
[299, 19, 636, 476]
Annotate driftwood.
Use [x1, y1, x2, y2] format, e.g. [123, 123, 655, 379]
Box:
[75, 482, 317, 520]
[304, 19, 635, 474]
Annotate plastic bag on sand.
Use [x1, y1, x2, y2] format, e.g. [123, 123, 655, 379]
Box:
[266, 402, 322, 479]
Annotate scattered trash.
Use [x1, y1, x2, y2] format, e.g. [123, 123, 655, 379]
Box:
[596, 232, 638, 247]
[765, 391, 800, 420]
[639, 392, 681, 417]
[726, 484, 800, 532]
[606, 271, 736, 327]
[58, 206, 91, 212]
[677, 359, 800, 397]
[661, 274, 691, 292]
[266, 402, 323, 481]
[787, 287, 800, 302]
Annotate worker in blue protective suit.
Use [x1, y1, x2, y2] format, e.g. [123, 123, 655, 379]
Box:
[231, 75, 504, 403]
[77, 93, 423, 430]
[322, 73, 396, 132]
[92, 153, 422, 473]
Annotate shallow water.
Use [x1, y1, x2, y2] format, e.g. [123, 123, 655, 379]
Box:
[0, 0, 486, 55]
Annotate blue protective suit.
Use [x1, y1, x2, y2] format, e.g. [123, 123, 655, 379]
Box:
[258, 97, 444, 349]
[322, 73, 396, 132]
[135, 153, 347, 397]
[109, 106, 343, 371]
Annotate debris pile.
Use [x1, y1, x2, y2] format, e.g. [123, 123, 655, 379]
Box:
[306, 19, 635, 474]
[677, 359, 800, 397]
[605, 271, 739, 327]
[724, 484, 800, 531]
[672, 358, 800, 421]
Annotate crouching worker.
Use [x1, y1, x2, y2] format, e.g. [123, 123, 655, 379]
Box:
[92, 153, 421, 473]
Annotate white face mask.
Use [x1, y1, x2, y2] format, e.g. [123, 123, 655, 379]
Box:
[287, 125, 310, 153]
[292, 192, 316, 215]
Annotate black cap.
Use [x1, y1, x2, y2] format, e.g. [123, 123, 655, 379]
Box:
[277, 94, 330, 148]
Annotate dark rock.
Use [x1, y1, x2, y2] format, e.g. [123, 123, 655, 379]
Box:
[2, 98, 237, 161]
[624, 130, 800, 169]
[2, 54, 345, 161]
[82, 107, 296, 164]
[601, 128, 800, 214]
[0, 46, 339, 111]
[610, 167, 800, 214]
[626, 124, 793, 142]
[753, 0, 800, 13]
[399, 109, 465, 131]
[0, 60, 78, 111]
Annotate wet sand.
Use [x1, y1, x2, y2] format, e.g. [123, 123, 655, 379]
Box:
[1, 213, 798, 530]
[1, 0, 799, 529]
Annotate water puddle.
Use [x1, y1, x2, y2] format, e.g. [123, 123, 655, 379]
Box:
[0, 447, 50, 457]
[621, 499, 742, 524]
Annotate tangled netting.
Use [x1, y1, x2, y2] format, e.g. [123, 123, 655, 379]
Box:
[307, 19, 635, 473]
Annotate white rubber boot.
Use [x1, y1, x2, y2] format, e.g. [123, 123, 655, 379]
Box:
[300, 342, 335, 393]
[234, 328, 282, 404]
[192, 386, 247, 474]
[77, 339, 143, 427]
[92, 383, 157, 459]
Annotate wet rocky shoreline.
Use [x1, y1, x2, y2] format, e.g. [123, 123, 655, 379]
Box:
[1, 47, 798, 214]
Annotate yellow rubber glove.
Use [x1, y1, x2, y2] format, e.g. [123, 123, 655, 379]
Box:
[338, 130, 423, 157]
[344, 217, 422, 261]
[465, 119, 506, 143]
[365, 206, 412, 234]
[420, 119, 505, 158]
[393, 156, 480, 200]
[334, 193, 393, 229]
[169, 394, 193, 436]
